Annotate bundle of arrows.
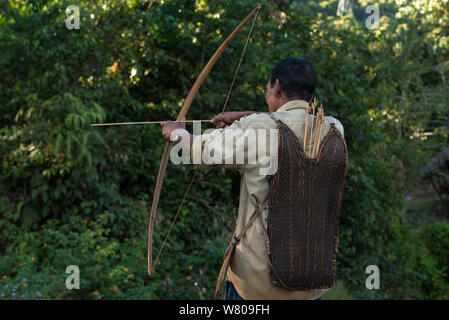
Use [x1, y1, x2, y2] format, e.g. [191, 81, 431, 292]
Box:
[304, 98, 325, 159]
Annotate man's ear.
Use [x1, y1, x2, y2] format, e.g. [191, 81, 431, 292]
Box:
[274, 78, 282, 97]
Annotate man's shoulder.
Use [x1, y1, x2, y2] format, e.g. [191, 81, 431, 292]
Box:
[325, 116, 344, 136]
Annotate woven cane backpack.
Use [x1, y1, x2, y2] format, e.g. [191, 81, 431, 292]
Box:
[267, 119, 348, 290]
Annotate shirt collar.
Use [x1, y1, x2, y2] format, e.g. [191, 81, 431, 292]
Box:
[276, 100, 309, 112]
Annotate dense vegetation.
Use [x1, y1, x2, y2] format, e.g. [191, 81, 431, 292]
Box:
[0, 0, 448, 299]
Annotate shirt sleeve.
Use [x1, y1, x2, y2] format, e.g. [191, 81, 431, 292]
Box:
[191, 113, 277, 170]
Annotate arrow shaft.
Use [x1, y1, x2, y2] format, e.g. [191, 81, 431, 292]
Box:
[91, 120, 211, 127]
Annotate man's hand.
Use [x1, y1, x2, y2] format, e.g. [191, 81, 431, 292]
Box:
[161, 120, 186, 141]
[211, 111, 255, 128]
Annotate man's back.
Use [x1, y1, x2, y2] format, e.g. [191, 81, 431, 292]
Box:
[224, 100, 345, 299]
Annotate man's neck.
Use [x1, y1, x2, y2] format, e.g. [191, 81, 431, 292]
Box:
[275, 97, 305, 112]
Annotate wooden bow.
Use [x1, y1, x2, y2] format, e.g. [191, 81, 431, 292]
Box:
[148, 4, 262, 276]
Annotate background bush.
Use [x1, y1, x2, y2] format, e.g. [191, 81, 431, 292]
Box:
[0, 0, 448, 299]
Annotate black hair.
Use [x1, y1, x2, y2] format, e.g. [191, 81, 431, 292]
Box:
[269, 57, 317, 101]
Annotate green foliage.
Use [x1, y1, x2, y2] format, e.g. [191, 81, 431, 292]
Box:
[419, 222, 449, 283]
[322, 280, 355, 300]
[0, 0, 448, 299]
[378, 223, 449, 300]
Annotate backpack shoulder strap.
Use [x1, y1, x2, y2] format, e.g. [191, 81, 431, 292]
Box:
[214, 199, 267, 298]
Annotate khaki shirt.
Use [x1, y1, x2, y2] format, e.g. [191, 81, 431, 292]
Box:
[192, 100, 344, 300]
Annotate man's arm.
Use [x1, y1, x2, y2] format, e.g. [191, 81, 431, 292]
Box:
[161, 111, 268, 143]
[211, 111, 268, 128]
[161, 111, 275, 171]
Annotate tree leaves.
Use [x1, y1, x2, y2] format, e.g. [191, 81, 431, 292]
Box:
[0, 0, 448, 300]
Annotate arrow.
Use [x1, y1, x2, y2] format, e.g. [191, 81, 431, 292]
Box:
[91, 119, 212, 127]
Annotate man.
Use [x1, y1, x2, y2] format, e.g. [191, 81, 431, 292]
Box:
[161, 57, 345, 299]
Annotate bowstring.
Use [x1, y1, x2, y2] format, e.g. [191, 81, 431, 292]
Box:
[152, 171, 197, 273]
[153, 5, 261, 271]
[221, 5, 261, 114]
